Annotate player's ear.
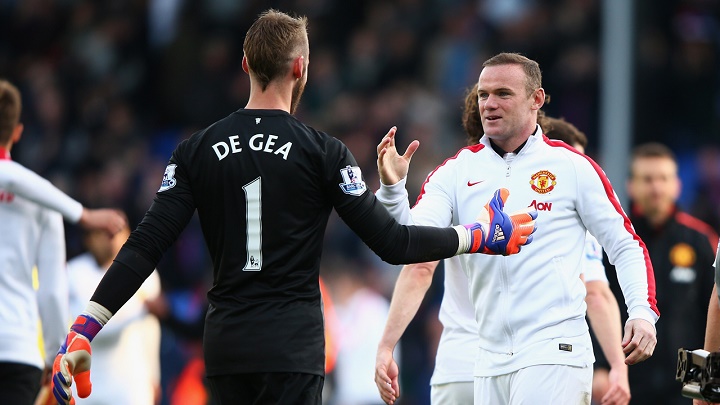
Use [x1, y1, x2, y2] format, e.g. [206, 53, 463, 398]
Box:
[531, 88, 545, 110]
[11, 123, 23, 144]
[292, 56, 304, 79]
[242, 55, 249, 74]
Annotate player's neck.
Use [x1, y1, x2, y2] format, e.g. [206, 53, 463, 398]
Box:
[0, 145, 10, 160]
[245, 81, 292, 113]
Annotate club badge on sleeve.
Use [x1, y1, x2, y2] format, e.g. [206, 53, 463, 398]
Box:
[158, 164, 178, 192]
[339, 165, 366, 196]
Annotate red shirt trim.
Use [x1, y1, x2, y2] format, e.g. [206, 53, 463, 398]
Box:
[413, 143, 485, 207]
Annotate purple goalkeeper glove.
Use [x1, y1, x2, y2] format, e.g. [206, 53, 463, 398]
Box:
[463, 188, 538, 255]
[52, 314, 103, 405]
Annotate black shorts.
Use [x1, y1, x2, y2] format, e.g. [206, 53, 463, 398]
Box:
[207, 372, 324, 405]
[0, 361, 43, 405]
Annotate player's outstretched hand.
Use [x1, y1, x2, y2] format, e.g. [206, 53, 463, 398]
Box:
[78, 208, 127, 237]
[376, 126, 419, 186]
[462, 188, 538, 255]
[375, 347, 400, 405]
[622, 318, 656, 365]
[52, 315, 103, 405]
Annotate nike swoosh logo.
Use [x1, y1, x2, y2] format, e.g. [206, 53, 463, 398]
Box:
[467, 180, 484, 186]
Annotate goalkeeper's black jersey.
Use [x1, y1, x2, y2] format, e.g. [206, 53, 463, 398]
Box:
[91, 109, 464, 377]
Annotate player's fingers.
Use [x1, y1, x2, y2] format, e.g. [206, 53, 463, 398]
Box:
[52, 370, 73, 405]
[384, 127, 397, 148]
[625, 342, 650, 365]
[376, 379, 395, 405]
[601, 385, 627, 405]
[391, 376, 400, 402]
[377, 137, 392, 156]
[510, 211, 536, 223]
[600, 386, 615, 404]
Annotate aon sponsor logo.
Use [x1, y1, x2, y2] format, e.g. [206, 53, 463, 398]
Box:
[529, 199, 552, 211]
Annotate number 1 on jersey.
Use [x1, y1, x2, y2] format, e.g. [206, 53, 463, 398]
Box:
[243, 177, 262, 271]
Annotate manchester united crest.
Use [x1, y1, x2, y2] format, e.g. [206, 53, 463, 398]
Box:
[530, 170, 557, 194]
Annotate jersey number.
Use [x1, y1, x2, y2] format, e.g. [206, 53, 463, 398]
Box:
[243, 177, 262, 271]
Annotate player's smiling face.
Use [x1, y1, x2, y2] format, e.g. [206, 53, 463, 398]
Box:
[477, 64, 538, 144]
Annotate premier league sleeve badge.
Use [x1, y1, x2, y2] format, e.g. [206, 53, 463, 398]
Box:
[339, 165, 367, 196]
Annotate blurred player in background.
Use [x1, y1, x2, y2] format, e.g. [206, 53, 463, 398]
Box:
[67, 222, 161, 404]
[0, 79, 69, 405]
[51, 10, 536, 405]
[606, 142, 718, 405]
[374, 52, 657, 405]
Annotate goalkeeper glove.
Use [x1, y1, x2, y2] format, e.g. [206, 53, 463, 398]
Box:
[52, 314, 103, 405]
[462, 188, 537, 255]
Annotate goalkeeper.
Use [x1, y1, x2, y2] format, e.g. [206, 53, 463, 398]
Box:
[51, 10, 537, 405]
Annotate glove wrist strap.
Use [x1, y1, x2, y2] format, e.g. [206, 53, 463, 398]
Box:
[452, 225, 470, 255]
[70, 315, 103, 342]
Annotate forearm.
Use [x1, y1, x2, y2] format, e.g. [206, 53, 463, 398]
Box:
[0, 161, 82, 222]
[341, 192, 465, 264]
[378, 261, 438, 351]
[704, 285, 720, 351]
[586, 281, 626, 369]
[37, 213, 70, 364]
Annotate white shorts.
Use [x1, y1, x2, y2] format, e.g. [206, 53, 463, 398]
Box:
[474, 364, 592, 405]
[431, 381, 473, 405]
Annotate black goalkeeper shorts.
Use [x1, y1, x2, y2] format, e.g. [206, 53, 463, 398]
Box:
[0, 361, 43, 405]
[207, 372, 324, 405]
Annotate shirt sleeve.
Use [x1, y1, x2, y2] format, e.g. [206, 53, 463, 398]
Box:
[582, 232, 609, 283]
[35, 211, 70, 366]
[574, 155, 659, 325]
[0, 161, 83, 222]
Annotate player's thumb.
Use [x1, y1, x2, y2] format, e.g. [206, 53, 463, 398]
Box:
[75, 370, 92, 398]
[496, 188, 510, 205]
[487, 188, 509, 214]
[402, 140, 420, 161]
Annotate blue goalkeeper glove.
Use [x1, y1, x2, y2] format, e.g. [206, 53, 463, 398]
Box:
[52, 314, 103, 405]
[464, 188, 538, 255]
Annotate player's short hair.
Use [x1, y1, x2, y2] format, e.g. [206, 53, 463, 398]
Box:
[632, 142, 676, 162]
[0, 79, 21, 144]
[539, 116, 588, 149]
[630, 142, 677, 178]
[462, 82, 482, 145]
[482, 52, 542, 97]
[243, 9, 308, 91]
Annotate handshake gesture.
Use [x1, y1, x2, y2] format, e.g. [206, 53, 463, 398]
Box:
[377, 128, 537, 257]
[459, 188, 538, 255]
